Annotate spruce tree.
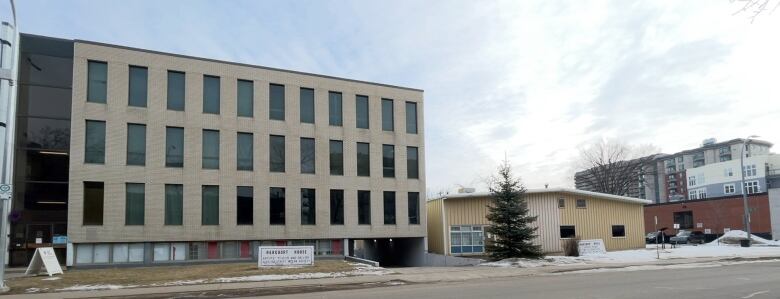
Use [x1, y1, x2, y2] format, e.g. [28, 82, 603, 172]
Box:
[485, 161, 543, 260]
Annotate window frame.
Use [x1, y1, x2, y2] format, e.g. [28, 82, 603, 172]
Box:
[559, 225, 576, 239]
[166, 70, 186, 111]
[128, 65, 148, 107]
[381, 98, 394, 131]
[202, 75, 221, 114]
[299, 87, 315, 124]
[328, 91, 343, 126]
[300, 137, 316, 174]
[126, 123, 146, 166]
[405, 101, 418, 134]
[87, 60, 107, 103]
[355, 95, 369, 129]
[237, 79, 254, 117]
[382, 144, 395, 178]
[269, 83, 285, 121]
[575, 199, 586, 209]
[611, 225, 626, 238]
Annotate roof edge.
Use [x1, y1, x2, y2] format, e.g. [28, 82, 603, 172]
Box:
[436, 187, 652, 205]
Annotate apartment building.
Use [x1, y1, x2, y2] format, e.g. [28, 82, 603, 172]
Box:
[12, 34, 426, 267]
[684, 154, 780, 200]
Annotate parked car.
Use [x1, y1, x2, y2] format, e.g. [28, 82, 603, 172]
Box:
[670, 230, 706, 244]
[646, 231, 671, 244]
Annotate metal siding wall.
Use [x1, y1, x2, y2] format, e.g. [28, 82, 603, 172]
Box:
[425, 199, 444, 254]
[559, 194, 645, 251]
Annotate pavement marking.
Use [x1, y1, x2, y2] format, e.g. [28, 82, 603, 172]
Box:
[742, 290, 769, 298]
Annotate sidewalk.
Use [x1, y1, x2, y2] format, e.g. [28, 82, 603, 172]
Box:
[3, 255, 779, 298]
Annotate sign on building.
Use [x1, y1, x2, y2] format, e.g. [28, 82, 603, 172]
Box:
[258, 246, 314, 267]
[0, 184, 11, 200]
[673, 223, 680, 229]
[578, 239, 606, 256]
[25, 247, 63, 276]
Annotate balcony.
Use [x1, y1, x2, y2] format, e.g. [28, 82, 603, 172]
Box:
[667, 176, 677, 182]
[667, 183, 677, 189]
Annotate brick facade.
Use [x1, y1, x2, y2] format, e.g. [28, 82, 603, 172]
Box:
[643, 194, 772, 236]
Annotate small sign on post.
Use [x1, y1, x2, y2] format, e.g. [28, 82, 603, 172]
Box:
[673, 223, 680, 229]
[0, 184, 11, 200]
[578, 239, 606, 256]
[258, 246, 314, 267]
[25, 247, 63, 276]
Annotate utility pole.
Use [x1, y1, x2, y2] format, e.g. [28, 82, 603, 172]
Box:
[740, 135, 759, 247]
[0, 0, 17, 292]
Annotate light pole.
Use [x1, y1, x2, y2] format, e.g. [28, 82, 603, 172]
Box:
[740, 135, 759, 247]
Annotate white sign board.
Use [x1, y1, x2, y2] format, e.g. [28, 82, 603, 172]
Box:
[673, 223, 680, 229]
[704, 228, 712, 234]
[724, 228, 731, 233]
[578, 239, 606, 256]
[25, 247, 63, 276]
[696, 223, 703, 228]
[258, 246, 314, 267]
[0, 184, 11, 200]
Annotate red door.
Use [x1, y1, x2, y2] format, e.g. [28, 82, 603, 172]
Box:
[240, 241, 251, 258]
[207, 242, 219, 259]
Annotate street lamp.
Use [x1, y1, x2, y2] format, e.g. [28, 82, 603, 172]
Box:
[740, 135, 759, 247]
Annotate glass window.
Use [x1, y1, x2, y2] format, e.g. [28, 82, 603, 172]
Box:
[166, 127, 184, 167]
[407, 146, 419, 179]
[167, 71, 185, 111]
[18, 117, 70, 150]
[329, 91, 342, 126]
[330, 190, 344, 225]
[18, 150, 69, 182]
[356, 95, 369, 129]
[383, 191, 396, 225]
[357, 142, 370, 177]
[301, 188, 316, 225]
[673, 211, 693, 229]
[237, 79, 253, 117]
[560, 225, 576, 238]
[126, 123, 146, 166]
[128, 66, 148, 107]
[576, 199, 587, 208]
[270, 187, 286, 225]
[83, 182, 104, 225]
[237, 132, 253, 171]
[87, 61, 107, 103]
[269, 83, 285, 120]
[202, 129, 220, 169]
[329, 140, 343, 175]
[18, 84, 72, 119]
[300, 137, 315, 174]
[449, 225, 485, 254]
[300, 87, 315, 123]
[383, 144, 395, 178]
[408, 192, 419, 225]
[203, 75, 220, 114]
[724, 184, 735, 194]
[165, 184, 183, 225]
[358, 191, 371, 225]
[125, 183, 145, 225]
[612, 225, 626, 237]
[406, 101, 418, 134]
[201, 185, 219, 225]
[237, 186, 253, 225]
[270, 135, 285, 172]
[85, 120, 105, 164]
[744, 181, 760, 194]
[382, 98, 394, 131]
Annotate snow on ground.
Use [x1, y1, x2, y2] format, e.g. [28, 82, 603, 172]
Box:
[709, 230, 779, 245]
[56, 284, 138, 291]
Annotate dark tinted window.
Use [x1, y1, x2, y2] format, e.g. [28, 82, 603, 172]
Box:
[203, 75, 220, 114]
[330, 190, 344, 225]
[407, 146, 419, 179]
[358, 191, 371, 225]
[612, 225, 626, 237]
[126, 123, 146, 166]
[673, 211, 693, 229]
[20, 52, 73, 88]
[383, 144, 395, 178]
[18, 85, 72, 119]
[237, 79, 253, 117]
[560, 225, 576, 238]
[382, 98, 394, 131]
[301, 188, 316, 225]
[408, 192, 420, 225]
[300, 87, 315, 123]
[406, 101, 418, 134]
[87, 61, 107, 103]
[357, 142, 370, 177]
[300, 138, 315, 174]
[85, 120, 105, 164]
[329, 140, 343, 175]
[329, 91, 342, 126]
[165, 184, 183, 225]
[167, 71, 185, 111]
[202, 129, 220, 169]
[128, 66, 148, 107]
[17, 149, 69, 181]
[270, 187, 286, 225]
[201, 185, 219, 225]
[237, 186, 253, 225]
[356, 95, 369, 129]
[237, 132, 253, 171]
[270, 135, 285, 172]
[125, 183, 145, 225]
[576, 199, 587, 208]
[83, 182, 104, 225]
[165, 127, 184, 167]
[18, 117, 70, 150]
[269, 84, 285, 120]
[383, 191, 396, 225]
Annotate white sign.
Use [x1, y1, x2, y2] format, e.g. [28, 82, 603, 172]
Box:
[673, 223, 680, 229]
[258, 246, 314, 267]
[696, 223, 703, 228]
[25, 247, 63, 276]
[578, 239, 606, 256]
[0, 184, 11, 200]
[704, 229, 712, 234]
[724, 228, 731, 233]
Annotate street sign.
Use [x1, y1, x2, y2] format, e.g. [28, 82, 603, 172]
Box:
[673, 223, 680, 229]
[25, 247, 63, 276]
[0, 184, 11, 200]
[258, 246, 314, 267]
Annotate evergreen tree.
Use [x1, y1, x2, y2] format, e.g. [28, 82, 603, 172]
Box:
[485, 161, 543, 260]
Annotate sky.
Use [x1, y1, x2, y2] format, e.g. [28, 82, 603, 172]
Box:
[9, 0, 780, 195]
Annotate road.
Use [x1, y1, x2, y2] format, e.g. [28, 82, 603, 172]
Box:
[254, 261, 780, 299]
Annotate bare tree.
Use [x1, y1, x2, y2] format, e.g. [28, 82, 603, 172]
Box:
[576, 139, 660, 197]
[732, 0, 780, 22]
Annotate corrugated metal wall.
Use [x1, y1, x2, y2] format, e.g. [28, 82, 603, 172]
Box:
[559, 195, 645, 251]
[527, 194, 563, 253]
[426, 199, 444, 254]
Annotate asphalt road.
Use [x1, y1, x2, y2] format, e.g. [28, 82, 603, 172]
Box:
[254, 261, 780, 299]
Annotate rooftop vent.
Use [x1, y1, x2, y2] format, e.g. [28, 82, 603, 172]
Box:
[457, 187, 476, 194]
[702, 138, 717, 146]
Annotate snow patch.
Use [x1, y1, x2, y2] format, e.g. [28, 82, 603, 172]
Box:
[707, 230, 779, 246]
[56, 284, 138, 291]
[41, 277, 61, 281]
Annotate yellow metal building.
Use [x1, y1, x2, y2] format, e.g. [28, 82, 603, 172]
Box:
[427, 188, 649, 255]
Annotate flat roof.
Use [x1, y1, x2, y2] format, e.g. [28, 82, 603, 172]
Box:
[433, 187, 652, 205]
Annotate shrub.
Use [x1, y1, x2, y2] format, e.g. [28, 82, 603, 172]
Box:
[563, 237, 581, 257]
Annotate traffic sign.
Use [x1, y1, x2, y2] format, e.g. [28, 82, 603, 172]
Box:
[0, 184, 11, 200]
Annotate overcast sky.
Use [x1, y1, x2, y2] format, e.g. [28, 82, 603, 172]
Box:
[12, 1, 780, 195]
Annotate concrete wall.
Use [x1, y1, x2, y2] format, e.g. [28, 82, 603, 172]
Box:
[769, 189, 780, 240]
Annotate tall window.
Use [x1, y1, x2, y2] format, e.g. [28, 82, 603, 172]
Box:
[202, 129, 220, 169]
[237, 186, 253, 225]
[406, 101, 418, 134]
[330, 189, 344, 225]
[236, 79, 254, 117]
[128, 66, 148, 107]
[407, 146, 419, 179]
[237, 132, 253, 171]
[358, 190, 371, 225]
[408, 192, 420, 225]
[329, 91, 342, 126]
[83, 182, 104, 225]
[743, 164, 757, 177]
[356, 95, 369, 129]
[201, 185, 219, 225]
[203, 75, 220, 114]
[126, 123, 146, 166]
[269, 83, 285, 120]
[383, 144, 395, 178]
[329, 140, 343, 175]
[300, 137, 315, 174]
[381, 98, 394, 131]
[167, 71, 185, 111]
[270, 135, 285, 172]
[125, 183, 145, 225]
[301, 188, 316, 225]
[165, 184, 183, 225]
[87, 61, 107, 103]
[673, 211, 693, 229]
[357, 142, 370, 177]
[270, 187, 286, 225]
[165, 127, 184, 167]
[300, 87, 315, 123]
[85, 120, 106, 164]
[383, 191, 396, 225]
